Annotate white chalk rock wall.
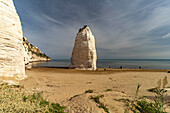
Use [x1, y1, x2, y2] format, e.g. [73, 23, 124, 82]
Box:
[70, 26, 97, 70]
[0, 0, 25, 79]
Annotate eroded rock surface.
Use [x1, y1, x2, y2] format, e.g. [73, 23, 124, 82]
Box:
[70, 25, 97, 70]
[0, 0, 25, 80]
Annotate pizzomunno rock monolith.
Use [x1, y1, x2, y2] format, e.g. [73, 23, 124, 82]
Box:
[70, 25, 97, 70]
[0, 0, 25, 80]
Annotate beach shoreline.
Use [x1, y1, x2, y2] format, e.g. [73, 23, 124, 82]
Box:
[30, 59, 170, 70]
[28, 67, 170, 72]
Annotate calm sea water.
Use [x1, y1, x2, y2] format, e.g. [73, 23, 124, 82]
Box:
[31, 59, 170, 69]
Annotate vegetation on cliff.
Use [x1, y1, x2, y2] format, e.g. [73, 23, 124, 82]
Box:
[23, 37, 50, 59]
[78, 25, 88, 32]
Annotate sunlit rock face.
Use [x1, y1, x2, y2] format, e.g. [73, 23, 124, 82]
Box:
[70, 25, 97, 70]
[0, 0, 25, 80]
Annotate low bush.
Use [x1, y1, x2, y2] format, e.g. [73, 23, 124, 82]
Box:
[85, 89, 93, 93]
[124, 76, 168, 113]
[90, 95, 109, 113]
[0, 83, 66, 113]
[105, 89, 112, 92]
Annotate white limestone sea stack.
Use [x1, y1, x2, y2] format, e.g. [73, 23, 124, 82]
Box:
[70, 25, 97, 70]
[0, 0, 25, 81]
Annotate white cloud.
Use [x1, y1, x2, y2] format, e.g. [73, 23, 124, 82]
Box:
[162, 33, 170, 38]
[15, 0, 170, 59]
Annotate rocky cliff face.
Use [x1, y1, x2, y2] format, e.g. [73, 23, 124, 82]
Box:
[0, 0, 25, 80]
[23, 37, 50, 64]
[70, 25, 97, 70]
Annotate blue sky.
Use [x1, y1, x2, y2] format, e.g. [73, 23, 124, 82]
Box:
[14, 0, 170, 59]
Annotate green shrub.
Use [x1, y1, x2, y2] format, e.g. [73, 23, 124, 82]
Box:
[85, 89, 93, 93]
[0, 83, 66, 113]
[124, 76, 168, 113]
[90, 95, 104, 104]
[83, 25, 87, 29]
[90, 95, 109, 113]
[105, 89, 112, 92]
[78, 25, 88, 32]
[31, 51, 50, 59]
[99, 104, 109, 113]
[79, 28, 83, 32]
[49, 103, 66, 113]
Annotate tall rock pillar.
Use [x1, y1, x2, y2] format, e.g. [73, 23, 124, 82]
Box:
[0, 0, 25, 80]
[70, 25, 97, 70]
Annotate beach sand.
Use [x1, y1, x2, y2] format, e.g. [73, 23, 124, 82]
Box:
[20, 68, 170, 113]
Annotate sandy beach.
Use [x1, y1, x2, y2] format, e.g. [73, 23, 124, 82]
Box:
[19, 68, 170, 113]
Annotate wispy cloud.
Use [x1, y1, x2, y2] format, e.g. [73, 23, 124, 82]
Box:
[162, 33, 170, 38]
[14, 0, 170, 59]
[42, 14, 71, 28]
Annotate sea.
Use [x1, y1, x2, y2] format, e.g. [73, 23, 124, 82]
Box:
[31, 59, 170, 69]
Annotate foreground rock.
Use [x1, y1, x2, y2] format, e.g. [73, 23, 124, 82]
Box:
[70, 25, 97, 70]
[0, 0, 25, 80]
[23, 37, 50, 65]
